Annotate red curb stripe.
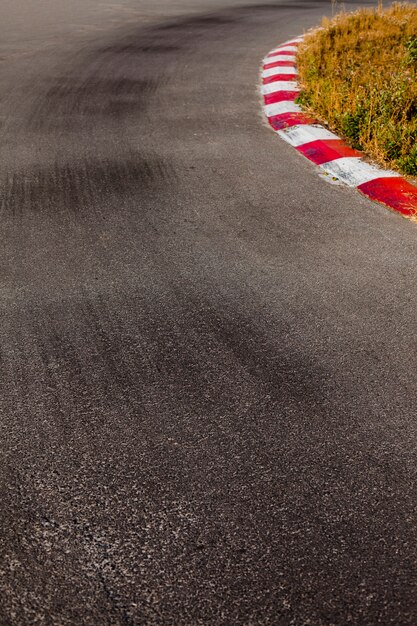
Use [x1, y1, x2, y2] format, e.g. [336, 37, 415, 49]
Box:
[263, 74, 297, 84]
[296, 139, 362, 165]
[263, 90, 300, 105]
[268, 112, 317, 130]
[267, 50, 296, 57]
[358, 178, 417, 216]
[264, 60, 297, 70]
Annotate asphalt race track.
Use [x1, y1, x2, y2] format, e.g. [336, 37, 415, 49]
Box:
[1, 1, 416, 624]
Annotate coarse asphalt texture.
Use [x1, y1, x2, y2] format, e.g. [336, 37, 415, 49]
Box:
[0, 1, 416, 624]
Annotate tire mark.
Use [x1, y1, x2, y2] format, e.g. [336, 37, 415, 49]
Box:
[1, 154, 175, 216]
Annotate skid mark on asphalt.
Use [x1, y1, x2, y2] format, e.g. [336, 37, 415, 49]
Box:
[25, 0, 316, 133]
[29, 74, 161, 132]
[155, 15, 236, 30]
[8, 1, 321, 219]
[2, 285, 416, 625]
[98, 43, 180, 55]
[0, 154, 175, 216]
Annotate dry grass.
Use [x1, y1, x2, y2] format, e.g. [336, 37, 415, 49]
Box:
[297, 2, 417, 176]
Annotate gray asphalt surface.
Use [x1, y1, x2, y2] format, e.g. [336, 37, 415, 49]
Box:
[1, 1, 417, 624]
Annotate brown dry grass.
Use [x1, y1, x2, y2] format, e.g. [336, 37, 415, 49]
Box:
[297, 2, 417, 176]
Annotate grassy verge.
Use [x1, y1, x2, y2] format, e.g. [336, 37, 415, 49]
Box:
[296, 2, 417, 177]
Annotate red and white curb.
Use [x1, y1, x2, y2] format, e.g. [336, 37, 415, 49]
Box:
[261, 35, 417, 217]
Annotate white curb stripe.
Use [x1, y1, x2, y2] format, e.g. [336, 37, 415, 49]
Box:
[270, 45, 298, 54]
[278, 125, 339, 146]
[264, 54, 296, 64]
[264, 101, 302, 116]
[262, 66, 298, 78]
[284, 37, 305, 44]
[318, 157, 400, 187]
[261, 80, 299, 95]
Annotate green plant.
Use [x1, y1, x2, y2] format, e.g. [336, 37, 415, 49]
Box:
[405, 36, 417, 63]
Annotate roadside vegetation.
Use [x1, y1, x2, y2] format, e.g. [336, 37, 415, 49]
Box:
[296, 2, 417, 176]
